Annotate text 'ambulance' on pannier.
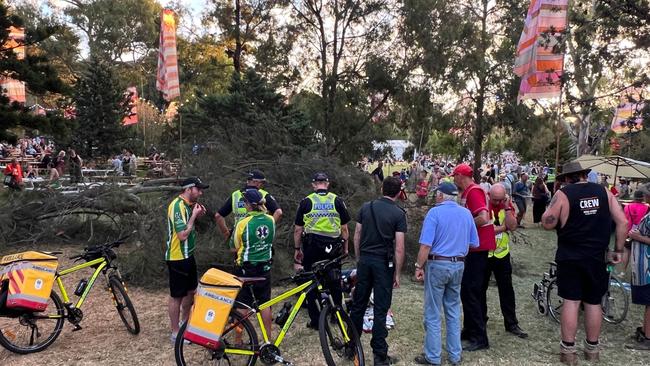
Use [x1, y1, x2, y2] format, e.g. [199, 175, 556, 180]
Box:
[184, 268, 242, 349]
[0, 251, 59, 312]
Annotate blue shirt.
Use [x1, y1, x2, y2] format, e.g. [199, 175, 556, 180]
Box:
[418, 201, 479, 256]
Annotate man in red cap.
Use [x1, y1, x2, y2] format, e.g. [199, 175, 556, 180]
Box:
[452, 163, 496, 352]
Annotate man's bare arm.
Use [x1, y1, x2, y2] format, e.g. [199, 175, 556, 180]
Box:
[474, 210, 490, 227]
[608, 190, 628, 252]
[542, 191, 565, 230]
[353, 223, 362, 258]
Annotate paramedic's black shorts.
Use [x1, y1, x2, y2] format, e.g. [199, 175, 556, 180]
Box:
[167, 256, 198, 298]
[556, 259, 608, 305]
[234, 263, 271, 307]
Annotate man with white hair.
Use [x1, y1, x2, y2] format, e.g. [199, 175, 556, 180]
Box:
[414, 182, 479, 365]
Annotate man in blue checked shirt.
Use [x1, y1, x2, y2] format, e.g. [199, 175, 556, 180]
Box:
[413, 182, 479, 366]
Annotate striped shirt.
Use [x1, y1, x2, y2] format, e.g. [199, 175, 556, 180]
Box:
[165, 196, 196, 261]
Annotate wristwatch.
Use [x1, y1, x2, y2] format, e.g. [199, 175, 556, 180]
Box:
[414, 262, 422, 269]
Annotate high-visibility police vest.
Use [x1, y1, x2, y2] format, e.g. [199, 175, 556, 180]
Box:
[488, 208, 510, 259]
[303, 192, 341, 238]
[232, 188, 269, 224]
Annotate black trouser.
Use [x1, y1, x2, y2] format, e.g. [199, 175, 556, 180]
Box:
[482, 253, 518, 330]
[461, 251, 489, 345]
[350, 255, 394, 359]
[303, 241, 342, 327]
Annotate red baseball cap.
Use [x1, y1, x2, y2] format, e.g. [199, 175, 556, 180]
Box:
[451, 164, 473, 177]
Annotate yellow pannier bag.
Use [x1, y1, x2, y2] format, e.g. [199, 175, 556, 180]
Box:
[0, 251, 58, 312]
[184, 268, 242, 349]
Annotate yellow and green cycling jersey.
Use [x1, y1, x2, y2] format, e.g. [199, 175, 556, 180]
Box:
[166, 196, 196, 261]
[233, 211, 275, 266]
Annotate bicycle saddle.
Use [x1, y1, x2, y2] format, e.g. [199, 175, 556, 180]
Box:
[236, 276, 267, 284]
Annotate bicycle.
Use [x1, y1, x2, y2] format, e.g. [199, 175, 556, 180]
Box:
[531, 261, 629, 324]
[0, 235, 140, 354]
[175, 254, 364, 366]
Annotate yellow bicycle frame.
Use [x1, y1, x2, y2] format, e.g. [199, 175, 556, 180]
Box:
[225, 279, 352, 357]
[54, 257, 108, 309]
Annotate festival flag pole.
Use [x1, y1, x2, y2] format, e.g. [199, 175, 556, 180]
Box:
[156, 8, 182, 169]
[514, 0, 568, 170]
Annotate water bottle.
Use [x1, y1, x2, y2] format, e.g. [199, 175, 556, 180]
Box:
[74, 279, 88, 296]
[275, 302, 292, 327]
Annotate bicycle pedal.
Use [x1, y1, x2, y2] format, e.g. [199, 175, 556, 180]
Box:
[72, 324, 83, 331]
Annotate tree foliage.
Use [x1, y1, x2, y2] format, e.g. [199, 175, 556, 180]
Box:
[73, 56, 125, 158]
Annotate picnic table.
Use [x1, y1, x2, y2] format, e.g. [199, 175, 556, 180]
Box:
[82, 168, 115, 178]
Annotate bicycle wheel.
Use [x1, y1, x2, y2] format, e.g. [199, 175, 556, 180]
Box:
[175, 310, 258, 366]
[0, 291, 65, 354]
[602, 276, 629, 324]
[546, 279, 563, 324]
[108, 276, 140, 334]
[319, 304, 364, 366]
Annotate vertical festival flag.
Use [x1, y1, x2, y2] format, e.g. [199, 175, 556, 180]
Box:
[1, 26, 26, 103]
[122, 86, 139, 125]
[514, 0, 568, 101]
[156, 9, 180, 101]
[610, 88, 645, 134]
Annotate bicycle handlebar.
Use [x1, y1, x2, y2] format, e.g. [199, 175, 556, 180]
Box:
[70, 233, 133, 259]
[288, 253, 348, 282]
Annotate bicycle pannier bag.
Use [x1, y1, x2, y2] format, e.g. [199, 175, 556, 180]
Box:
[184, 268, 242, 349]
[0, 251, 58, 312]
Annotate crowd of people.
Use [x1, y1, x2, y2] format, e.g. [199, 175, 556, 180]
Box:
[165, 156, 650, 366]
[1, 137, 181, 191]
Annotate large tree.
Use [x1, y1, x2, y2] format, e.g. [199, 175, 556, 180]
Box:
[564, 0, 650, 156]
[403, 0, 538, 177]
[73, 56, 125, 157]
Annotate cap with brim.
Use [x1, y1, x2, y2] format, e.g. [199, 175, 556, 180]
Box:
[181, 177, 209, 189]
[312, 172, 329, 182]
[243, 188, 264, 204]
[556, 161, 591, 180]
[435, 182, 459, 196]
[248, 170, 266, 181]
[451, 164, 473, 177]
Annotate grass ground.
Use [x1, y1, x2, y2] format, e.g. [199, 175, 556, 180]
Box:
[1, 221, 648, 365]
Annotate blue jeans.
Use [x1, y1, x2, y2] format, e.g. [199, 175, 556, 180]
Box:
[423, 260, 464, 364]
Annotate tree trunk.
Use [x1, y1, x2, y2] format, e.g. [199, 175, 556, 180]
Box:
[234, 0, 242, 74]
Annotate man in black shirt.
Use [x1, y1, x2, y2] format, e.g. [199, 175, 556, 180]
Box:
[542, 161, 627, 365]
[350, 177, 407, 366]
[215, 170, 282, 250]
[294, 172, 351, 329]
[371, 161, 384, 183]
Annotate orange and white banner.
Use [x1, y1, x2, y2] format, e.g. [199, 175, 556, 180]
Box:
[1, 26, 26, 103]
[611, 88, 645, 134]
[122, 86, 139, 125]
[156, 9, 180, 101]
[514, 0, 567, 101]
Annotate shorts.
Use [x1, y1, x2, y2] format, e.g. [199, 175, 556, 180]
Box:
[234, 262, 271, 307]
[166, 256, 198, 298]
[631, 284, 650, 306]
[556, 259, 608, 305]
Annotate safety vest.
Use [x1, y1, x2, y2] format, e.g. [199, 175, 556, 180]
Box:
[232, 188, 269, 224]
[488, 208, 510, 259]
[303, 192, 341, 238]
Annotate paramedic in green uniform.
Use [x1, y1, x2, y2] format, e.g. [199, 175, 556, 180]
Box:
[233, 188, 276, 338]
[165, 177, 208, 343]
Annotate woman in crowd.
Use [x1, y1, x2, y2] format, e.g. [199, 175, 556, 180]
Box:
[531, 176, 550, 224]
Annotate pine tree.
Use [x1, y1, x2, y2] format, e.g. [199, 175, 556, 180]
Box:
[73, 56, 125, 158]
[0, 2, 69, 143]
